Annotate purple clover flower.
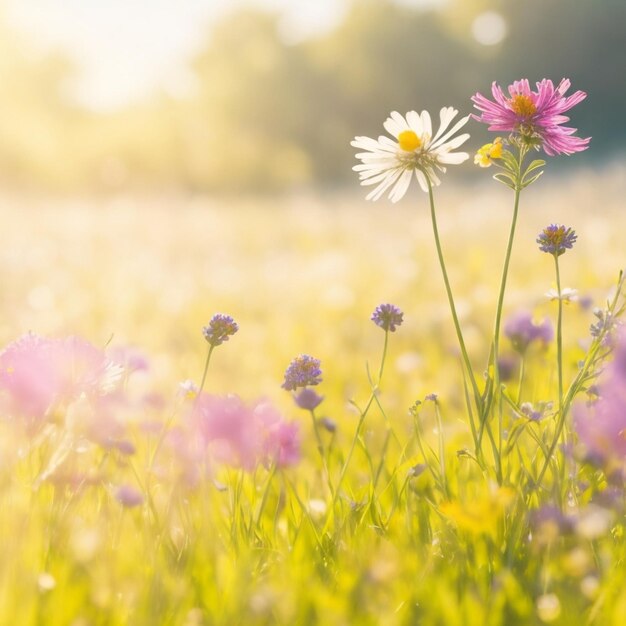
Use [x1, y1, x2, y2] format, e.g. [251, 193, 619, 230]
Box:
[471, 78, 590, 156]
[504, 311, 554, 353]
[202, 314, 239, 347]
[282, 355, 322, 391]
[371, 303, 404, 332]
[537, 225, 577, 256]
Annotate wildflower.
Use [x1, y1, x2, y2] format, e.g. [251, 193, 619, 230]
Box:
[281, 355, 322, 391]
[371, 303, 404, 332]
[474, 137, 504, 167]
[178, 379, 199, 399]
[520, 401, 553, 422]
[497, 354, 517, 381]
[0, 333, 120, 427]
[440, 485, 515, 535]
[202, 314, 239, 347]
[545, 287, 578, 303]
[181, 394, 301, 474]
[574, 328, 626, 474]
[351, 107, 470, 202]
[537, 224, 577, 256]
[192, 394, 259, 470]
[590, 307, 620, 343]
[294, 388, 324, 411]
[472, 78, 590, 156]
[504, 311, 553, 353]
[255, 401, 301, 468]
[318, 416, 336, 433]
[114, 484, 144, 508]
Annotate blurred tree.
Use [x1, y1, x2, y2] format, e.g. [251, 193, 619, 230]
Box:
[181, 9, 313, 191]
[0, 0, 624, 193]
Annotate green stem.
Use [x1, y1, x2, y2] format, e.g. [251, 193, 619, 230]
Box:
[425, 175, 481, 409]
[534, 257, 566, 491]
[554, 255, 564, 418]
[516, 355, 526, 405]
[478, 145, 526, 473]
[325, 329, 389, 528]
[197, 344, 215, 397]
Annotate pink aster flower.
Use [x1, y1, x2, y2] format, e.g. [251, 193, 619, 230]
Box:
[471, 78, 590, 156]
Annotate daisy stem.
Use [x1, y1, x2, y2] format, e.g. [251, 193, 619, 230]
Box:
[424, 175, 481, 411]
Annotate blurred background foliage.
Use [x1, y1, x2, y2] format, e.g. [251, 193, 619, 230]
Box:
[0, 0, 624, 193]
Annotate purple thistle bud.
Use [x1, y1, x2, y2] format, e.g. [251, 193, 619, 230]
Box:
[497, 354, 518, 381]
[318, 416, 336, 433]
[371, 303, 404, 332]
[282, 355, 322, 391]
[202, 314, 239, 347]
[294, 388, 324, 410]
[537, 224, 577, 256]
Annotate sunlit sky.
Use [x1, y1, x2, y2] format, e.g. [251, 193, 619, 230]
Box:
[6, 0, 447, 110]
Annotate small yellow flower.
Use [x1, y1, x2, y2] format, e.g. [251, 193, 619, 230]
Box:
[474, 137, 504, 167]
[440, 485, 515, 535]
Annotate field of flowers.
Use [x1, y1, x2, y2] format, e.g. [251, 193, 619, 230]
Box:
[1, 81, 626, 625]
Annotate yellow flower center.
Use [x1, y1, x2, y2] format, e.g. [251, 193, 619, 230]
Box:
[397, 130, 421, 152]
[510, 94, 537, 118]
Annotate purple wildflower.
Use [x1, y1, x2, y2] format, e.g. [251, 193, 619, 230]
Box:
[371, 303, 404, 332]
[497, 354, 518, 381]
[282, 355, 322, 391]
[471, 78, 590, 156]
[115, 485, 144, 508]
[504, 311, 554, 353]
[537, 224, 577, 256]
[202, 314, 239, 347]
[294, 388, 324, 411]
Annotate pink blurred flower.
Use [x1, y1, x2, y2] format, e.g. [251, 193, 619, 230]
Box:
[472, 78, 590, 156]
[114, 484, 144, 508]
[0, 333, 120, 428]
[254, 400, 301, 467]
[108, 345, 150, 373]
[171, 394, 300, 481]
[575, 329, 626, 475]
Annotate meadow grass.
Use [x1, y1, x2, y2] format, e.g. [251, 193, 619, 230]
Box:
[0, 165, 625, 625]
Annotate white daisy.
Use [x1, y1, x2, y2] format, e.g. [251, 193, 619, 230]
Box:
[351, 108, 471, 202]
